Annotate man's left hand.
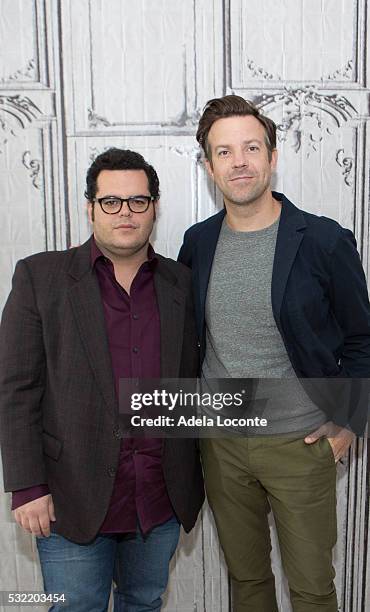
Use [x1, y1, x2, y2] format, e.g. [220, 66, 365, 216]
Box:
[304, 421, 355, 463]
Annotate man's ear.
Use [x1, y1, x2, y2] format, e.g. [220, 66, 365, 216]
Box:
[153, 198, 159, 222]
[87, 201, 94, 223]
[270, 149, 278, 172]
[204, 158, 214, 180]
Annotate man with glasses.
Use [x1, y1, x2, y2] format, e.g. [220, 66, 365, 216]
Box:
[0, 148, 204, 611]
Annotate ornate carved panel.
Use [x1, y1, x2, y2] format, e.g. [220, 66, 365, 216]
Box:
[0, 0, 51, 89]
[0, 123, 60, 308]
[61, 0, 224, 135]
[227, 0, 367, 89]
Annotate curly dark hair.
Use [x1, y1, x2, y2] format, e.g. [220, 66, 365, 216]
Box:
[196, 95, 277, 161]
[85, 148, 160, 201]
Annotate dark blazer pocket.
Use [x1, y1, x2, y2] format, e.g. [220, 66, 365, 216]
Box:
[42, 431, 63, 461]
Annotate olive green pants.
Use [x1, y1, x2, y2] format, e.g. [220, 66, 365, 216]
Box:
[201, 436, 337, 612]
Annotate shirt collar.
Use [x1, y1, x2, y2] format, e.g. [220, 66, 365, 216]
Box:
[90, 236, 158, 270]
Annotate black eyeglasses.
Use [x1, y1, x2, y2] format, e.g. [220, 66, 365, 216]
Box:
[93, 195, 155, 214]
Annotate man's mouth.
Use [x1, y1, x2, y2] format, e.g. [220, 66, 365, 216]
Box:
[229, 175, 255, 182]
[114, 223, 137, 229]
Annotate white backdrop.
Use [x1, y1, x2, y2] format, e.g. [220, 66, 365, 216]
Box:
[0, 1, 369, 610]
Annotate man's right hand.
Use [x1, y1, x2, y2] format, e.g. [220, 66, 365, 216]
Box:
[13, 494, 56, 537]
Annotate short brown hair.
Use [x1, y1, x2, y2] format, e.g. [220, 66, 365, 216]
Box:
[196, 95, 277, 161]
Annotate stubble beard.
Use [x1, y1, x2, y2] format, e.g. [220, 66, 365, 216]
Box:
[223, 179, 269, 208]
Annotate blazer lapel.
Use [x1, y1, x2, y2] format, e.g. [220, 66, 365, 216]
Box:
[271, 195, 307, 325]
[195, 209, 225, 337]
[154, 258, 187, 378]
[67, 240, 117, 415]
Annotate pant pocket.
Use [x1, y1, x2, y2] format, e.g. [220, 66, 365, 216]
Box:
[321, 437, 336, 463]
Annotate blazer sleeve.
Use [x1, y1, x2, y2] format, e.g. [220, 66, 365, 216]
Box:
[0, 260, 47, 491]
[329, 228, 370, 378]
[178, 228, 194, 268]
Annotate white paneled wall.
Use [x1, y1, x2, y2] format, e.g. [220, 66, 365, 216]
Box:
[0, 1, 369, 610]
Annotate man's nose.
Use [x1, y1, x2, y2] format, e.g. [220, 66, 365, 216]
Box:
[232, 151, 248, 168]
[118, 202, 132, 216]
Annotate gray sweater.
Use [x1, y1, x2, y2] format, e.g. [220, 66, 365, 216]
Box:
[202, 217, 325, 434]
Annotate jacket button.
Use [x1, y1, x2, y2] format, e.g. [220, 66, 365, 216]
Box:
[113, 427, 122, 438]
[108, 466, 116, 477]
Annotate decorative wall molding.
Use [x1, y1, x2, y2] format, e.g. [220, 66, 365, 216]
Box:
[336, 149, 355, 187]
[22, 150, 42, 190]
[169, 144, 201, 161]
[0, 95, 42, 150]
[326, 60, 354, 82]
[245, 58, 281, 81]
[161, 107, 201, 129]
[88, 108, 112, 128]
[88, 145, 112, 163]
[226, 0, 367, 88]
[0, 0, 51, 89]
[254, 86, 357, 154]
[0, 59, 36, 85]
[64, 0, 225, 135]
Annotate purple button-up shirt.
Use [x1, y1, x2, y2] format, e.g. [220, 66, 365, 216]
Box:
[93, 240, 174, 534]
[12, 238, 174, 535]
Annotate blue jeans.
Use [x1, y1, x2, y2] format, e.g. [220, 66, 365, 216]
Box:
[36, 516, 180, 612]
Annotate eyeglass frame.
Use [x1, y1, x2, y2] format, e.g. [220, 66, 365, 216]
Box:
[88, 194, 156, 214]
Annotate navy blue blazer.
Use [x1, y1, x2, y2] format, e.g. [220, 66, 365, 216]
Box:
[178, 192, 370, 431]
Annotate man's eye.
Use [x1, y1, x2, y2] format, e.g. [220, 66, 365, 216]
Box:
[218, 150, 229, 157]
[248, 146, 259, 152]
[130, 197, 147, 205]
[101, 199, 121, 208]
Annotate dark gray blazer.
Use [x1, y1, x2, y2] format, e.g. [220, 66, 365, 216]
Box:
[0, 238, 204, 543]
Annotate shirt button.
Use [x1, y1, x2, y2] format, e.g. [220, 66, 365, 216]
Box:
[132, 314, 139, 320]
[108, 466, 116, 477]
[133, 347, 139, 354]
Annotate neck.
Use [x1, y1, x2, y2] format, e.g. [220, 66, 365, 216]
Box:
[95, 240, 149, 277]
[224, 191, 281, 232]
